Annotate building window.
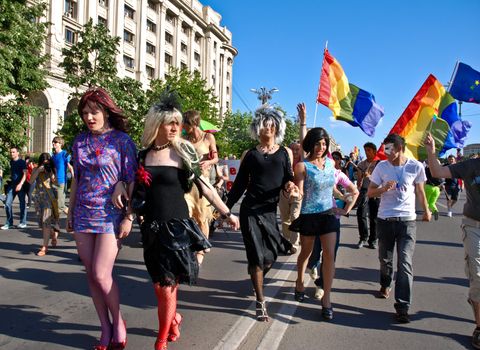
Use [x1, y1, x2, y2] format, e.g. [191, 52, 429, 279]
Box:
[146, 42, 156, 56]
[213, 41, 217, 51]
[226, 101, 230, 110]
[181, 23, 190, 35]
[165, 53, 172, 65]
[166, 12, 175, 24]
[65, 26, 77, 44]
[123, 55, 134, 70]
[64, 0, 77, 19]
[146, 65, 155, 78]
[181, 61, 187, 70]
[147, 0, 157, 11]
[124, 30, 134, 44]
[212, 75, 216, 87]
[194, 33, 201, 44]
[194, 51, 200, 62]
[165, 32, 173, 44]
[124, 4, 135, 20]
[227, 57, 233, 66]
[147, 19, 156, 32]
[98, 16, 107, 27]
[226, 86, 230, 95]
[181, 42, 187, 54]
[226, 72, 230, 80]
[99, 0, 108, 7]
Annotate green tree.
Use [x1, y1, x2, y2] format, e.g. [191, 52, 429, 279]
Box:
[148, 68, 219, 124]
[216, 111, 256, 158]
[58, 19, 149, 147]
[0, 0, 49, 167]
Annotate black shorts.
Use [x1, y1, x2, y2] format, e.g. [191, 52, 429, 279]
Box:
[289, 211, 339, 236]
[446, 187, 459, 201]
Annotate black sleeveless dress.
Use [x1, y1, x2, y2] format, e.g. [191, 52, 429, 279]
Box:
[140, 166, 211, 286]
[226, 147, 294, 270]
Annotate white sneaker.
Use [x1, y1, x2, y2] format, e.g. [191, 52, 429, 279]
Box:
[1, 224, 11, 230]
[17, 223, 27, 229]
[314, 286, 324, 300]
[309, 268, 318, 280]
[447, 211, 452, 217]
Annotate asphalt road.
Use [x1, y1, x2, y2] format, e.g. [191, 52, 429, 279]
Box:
[0, 194, 473, 350]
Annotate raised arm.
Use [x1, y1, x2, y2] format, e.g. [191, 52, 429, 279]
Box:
[424, 133, 452, 179]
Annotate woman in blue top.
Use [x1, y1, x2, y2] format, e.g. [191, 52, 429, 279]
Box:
[290, 127, 347, 320]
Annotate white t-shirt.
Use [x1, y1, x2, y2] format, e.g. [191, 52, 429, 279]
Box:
[370, 158, 426, 219]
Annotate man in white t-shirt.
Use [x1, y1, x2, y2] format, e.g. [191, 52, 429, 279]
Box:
[368, 134, 431, 323]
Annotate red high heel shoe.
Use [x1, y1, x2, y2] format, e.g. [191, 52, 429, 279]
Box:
[93, 346, 109, 350]
[167, 313, 182, 342]
[155, 338, 168, 350]
[110, 320, 127, 350]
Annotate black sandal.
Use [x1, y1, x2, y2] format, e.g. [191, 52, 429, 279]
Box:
[294, 289, 305, 302]
[256, 300, 269, 322]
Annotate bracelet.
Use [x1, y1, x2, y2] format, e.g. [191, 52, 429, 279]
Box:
[300, 123, 306, 126]
[221, 211, 232, 219]
[124, 214, 134, 222]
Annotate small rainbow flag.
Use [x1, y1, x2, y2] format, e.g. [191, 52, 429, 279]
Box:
[317, 49, 384, 136]
[385, 74, 470, 159]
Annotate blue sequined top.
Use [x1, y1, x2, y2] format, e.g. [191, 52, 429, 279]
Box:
[301, 158, 336, 214]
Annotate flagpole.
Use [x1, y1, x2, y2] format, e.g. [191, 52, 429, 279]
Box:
[447, 60, 459, 92]
[313, 103, 318, 127]
[314, 41, 328, 128]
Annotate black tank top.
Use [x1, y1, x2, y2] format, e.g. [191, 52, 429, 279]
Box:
[144, 166, 189, 222]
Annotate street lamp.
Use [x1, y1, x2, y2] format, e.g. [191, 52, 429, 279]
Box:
[250, 87, 279, 104]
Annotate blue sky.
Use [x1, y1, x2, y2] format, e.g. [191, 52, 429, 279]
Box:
[203, 0, 480, 157]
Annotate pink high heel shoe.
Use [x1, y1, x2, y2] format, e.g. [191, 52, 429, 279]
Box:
[167, 313, 182, 342]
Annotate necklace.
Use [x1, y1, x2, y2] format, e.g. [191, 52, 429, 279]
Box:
[258, 144, 277, 154]
[152, 141, 172, 151]
[187, 130, 202, 144]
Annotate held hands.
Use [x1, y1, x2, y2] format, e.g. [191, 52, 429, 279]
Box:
[332, 207, 348, 216]
[218, 214, 240, 231]
[112, 181, 128, 209]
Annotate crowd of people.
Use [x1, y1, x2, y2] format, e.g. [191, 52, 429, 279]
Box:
[1, 87, 479, 349]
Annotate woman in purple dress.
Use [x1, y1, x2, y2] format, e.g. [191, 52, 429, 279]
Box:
[67, 88, 137, 350]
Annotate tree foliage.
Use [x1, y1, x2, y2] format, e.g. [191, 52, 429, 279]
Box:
[148, 68, 219, 125]
[0, 0, 49, 167]
[216, 110, 256, 158]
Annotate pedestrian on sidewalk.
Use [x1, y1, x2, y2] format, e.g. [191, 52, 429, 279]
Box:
[29, 153, 60, 256]
[67, 87, 137, 350]
[1, 147, 28, 230]
[132, 92, 239, 350]
[424, 162, 443, 220]
[367, 133, 431, 323]
[24, 155, 35, 208]
[51, 136, 74, 215]
[425, 133, 480, 349]
[226, 104, 297, 322]
[356, 142, 381, 248]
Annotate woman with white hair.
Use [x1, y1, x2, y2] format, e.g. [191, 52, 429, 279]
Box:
[131, 91, 239, 350]
[226, 104, 297, 322]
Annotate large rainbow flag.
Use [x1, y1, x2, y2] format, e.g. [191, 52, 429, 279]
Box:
[386, 74, 471, 159]
[317, 49, 384, 136]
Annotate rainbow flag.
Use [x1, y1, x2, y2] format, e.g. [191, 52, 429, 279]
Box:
[317, 49, 384, 136]
[387, 74, 470, 159]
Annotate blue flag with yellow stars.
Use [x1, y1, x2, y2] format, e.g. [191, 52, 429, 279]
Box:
[449, 62, 480, 104]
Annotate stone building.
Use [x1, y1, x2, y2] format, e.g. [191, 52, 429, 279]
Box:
[28, 0, 237, 152]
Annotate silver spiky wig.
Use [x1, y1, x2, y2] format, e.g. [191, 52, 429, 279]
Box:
[250, 104, 286, 144]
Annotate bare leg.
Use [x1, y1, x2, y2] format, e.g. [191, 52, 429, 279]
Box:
[319, 232, 337, 308]
[75, 233, 125, 345]
[296, 235, 315, 291]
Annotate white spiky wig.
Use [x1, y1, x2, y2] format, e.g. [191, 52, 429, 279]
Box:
[249, 104, 286, 144]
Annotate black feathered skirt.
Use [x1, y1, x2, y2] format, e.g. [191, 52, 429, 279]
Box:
[141, 218, 212, 286]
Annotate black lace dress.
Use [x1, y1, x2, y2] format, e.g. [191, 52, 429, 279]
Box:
[226, 147, 294, 270]
[139, 166, 211, 286]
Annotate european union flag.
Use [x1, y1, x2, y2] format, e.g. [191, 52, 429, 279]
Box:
[449, 62, 480, 104]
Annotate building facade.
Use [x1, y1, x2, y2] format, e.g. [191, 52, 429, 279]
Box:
[463, 143, 480, 158]
[29, 0, 237, 153]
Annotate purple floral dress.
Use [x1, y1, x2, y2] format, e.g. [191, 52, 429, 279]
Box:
[72, 130, 137, 234]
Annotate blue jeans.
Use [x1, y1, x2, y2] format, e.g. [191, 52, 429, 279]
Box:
[377, 218, 416, 313]
[5, 186, 27, 226]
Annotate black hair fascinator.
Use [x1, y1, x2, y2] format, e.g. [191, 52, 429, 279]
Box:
[152, 87, 182, 113]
